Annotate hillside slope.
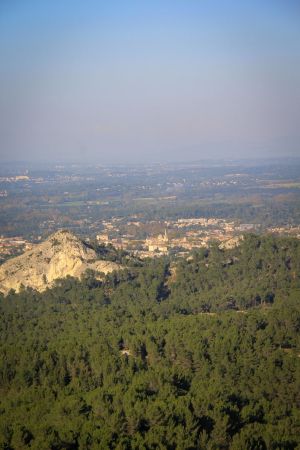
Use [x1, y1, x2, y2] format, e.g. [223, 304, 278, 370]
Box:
[0, 230, 121, 294]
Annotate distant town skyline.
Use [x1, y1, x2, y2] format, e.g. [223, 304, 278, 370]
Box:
[0, 0, 300, 163]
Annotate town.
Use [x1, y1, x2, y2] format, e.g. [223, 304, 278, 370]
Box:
[95, 217, 251, 258]
[1, 160, 300, 261]
[94, 217, 300, 258]
[1, 215, 300, 262]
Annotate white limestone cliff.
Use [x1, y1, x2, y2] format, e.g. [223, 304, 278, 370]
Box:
[0, 230, 121, 295]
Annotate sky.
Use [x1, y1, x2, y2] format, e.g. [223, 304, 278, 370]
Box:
[0, 0, 300, 163]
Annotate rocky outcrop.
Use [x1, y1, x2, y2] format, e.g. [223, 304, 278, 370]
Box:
[0, 230, 121, 295]
[219, 236, 244, 250]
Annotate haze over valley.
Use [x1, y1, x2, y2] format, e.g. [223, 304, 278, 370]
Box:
[0, 1, 300, 449]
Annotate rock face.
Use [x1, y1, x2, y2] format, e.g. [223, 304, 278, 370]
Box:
[0, 230, 121, 295]
[219, 236, 244, 250]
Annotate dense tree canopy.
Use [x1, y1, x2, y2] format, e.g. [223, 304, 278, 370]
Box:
[0, 235, 299, 449]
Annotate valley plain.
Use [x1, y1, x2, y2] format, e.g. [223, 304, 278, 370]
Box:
[0, 159, 300, 449]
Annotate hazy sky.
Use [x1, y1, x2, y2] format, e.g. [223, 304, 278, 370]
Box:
[0, 0, 300, 163]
